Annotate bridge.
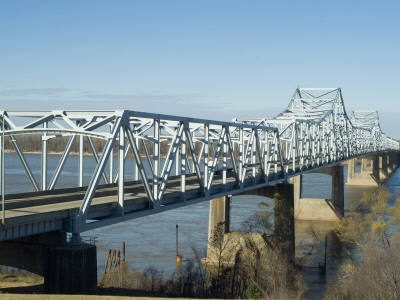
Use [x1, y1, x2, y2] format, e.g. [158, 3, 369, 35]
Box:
[0, 87, 398, 293]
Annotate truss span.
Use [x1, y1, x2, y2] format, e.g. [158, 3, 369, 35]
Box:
[236, 87, 398, 173]
[0, 87, 398, 240]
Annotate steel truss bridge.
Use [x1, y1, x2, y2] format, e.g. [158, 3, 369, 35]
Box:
[0, 87, 398, 241]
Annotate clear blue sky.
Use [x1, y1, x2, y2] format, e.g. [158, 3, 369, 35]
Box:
[1, 0, 399, 137]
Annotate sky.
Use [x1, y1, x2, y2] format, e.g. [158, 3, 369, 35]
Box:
[1, 0, 399, 138]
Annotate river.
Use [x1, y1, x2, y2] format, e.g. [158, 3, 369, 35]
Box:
[2, 153, 399, 299]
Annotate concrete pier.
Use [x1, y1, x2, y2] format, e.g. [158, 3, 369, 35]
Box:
[291, 165, 344, 221]
[331, 165, 344, 216]
[347, 152, 399, 186]
[347, 155, 380, 185]
[0, 231, 97, 294]
[380, 153, 389, 180]
[218, 184, 295, 260]
[270, 183, 295, 260]
[207, 195, 231, 242]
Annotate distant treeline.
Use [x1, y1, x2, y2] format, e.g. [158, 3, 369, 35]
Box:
[3, 134, 107, 155]
[2, 134, 200, 157]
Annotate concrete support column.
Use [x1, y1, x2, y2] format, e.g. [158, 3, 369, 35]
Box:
[389, 152, 395, 171]
[372, 155, 380, 185]
[273, 183, 295, 262]
[207, 196, 230, 243]
[397, 152, 400, 168]
[290, 175, 302, 217]
[44, 242, 97, 294]
[0, 232, 97, 294]
[331, 165, 344, 217]
[361, 158, 370, 174]
[237, 184, 295, 261]
[381, 153, 388, 179]
[347, 158, 355, 180]
[391, 151, 399, 169]
[392, 151, 398, 169]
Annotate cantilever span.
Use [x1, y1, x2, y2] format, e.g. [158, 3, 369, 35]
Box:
[0, 87, 398, 242]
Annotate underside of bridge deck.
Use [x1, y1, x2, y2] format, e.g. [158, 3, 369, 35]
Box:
[0, 231, 97, 294]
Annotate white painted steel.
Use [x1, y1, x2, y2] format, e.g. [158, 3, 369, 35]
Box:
[237, 88, 399, 173]
[0, 88, 397, 237]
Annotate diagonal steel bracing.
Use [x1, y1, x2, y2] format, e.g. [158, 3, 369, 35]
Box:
[0, 88, 397, 237]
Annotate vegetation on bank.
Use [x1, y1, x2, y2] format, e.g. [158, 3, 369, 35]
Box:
[2, 187, 399, 299]
[0, 194, 304, 299]
[325, 186, 400, 299]
[100, 196, 305, 299]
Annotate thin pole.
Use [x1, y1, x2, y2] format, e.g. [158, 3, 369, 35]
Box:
[122, 241, 125, 262]
[324, 234, 327, 267]
[176, 224, 179, 256]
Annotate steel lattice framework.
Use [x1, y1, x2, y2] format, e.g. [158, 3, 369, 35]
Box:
[0, 87, 398, 238]
[237, 88, 398, 174]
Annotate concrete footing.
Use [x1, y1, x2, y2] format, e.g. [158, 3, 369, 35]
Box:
[44, 242, 97, 294]
[208, 184, 295, 262]
[0, 231, 97, 294]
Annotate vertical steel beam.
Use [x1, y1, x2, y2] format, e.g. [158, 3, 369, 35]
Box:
[292, 124, 296, 171]
[117, 126, 125, 216]
[204, 124, 209, 195]
[255, 130, 265, 181]
[239, 127, 244, 188]
[48, 136, 76, 190]
[78, 117, 123, 223]
[251, 129, 256, 184]
[158, 124, 184, 200]
[112, 142, 131, 183]
[41, 122, 48, 190]
[241, 129, 255, 182]
[141, 138, 154, 176]
[185, 128, 203, 189]
[87, 137, 109, 184]
[273, 133, 278, 177]
[125, 125, 154, 204]
[264, 129, 269, 179]
[181, 123, 186, 201]
[1, 113, 4, 224]
[109, 147, 114, 183]
[175, 144, 179, 176]
[222, 129, 227, 192]
[207, 126, 225, 190]
[225, 130, 239, 185]
[79, 133, 84, 187]
[134, 136, 139, 181]
[153, 119, 160, 209]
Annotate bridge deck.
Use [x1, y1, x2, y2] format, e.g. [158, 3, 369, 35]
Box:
[0, 171, 274, 241]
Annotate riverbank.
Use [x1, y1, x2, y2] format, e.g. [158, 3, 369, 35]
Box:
[0, 275, 206, 299]
[0, 296, 202, 300]
[0, 274, 210, 299]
